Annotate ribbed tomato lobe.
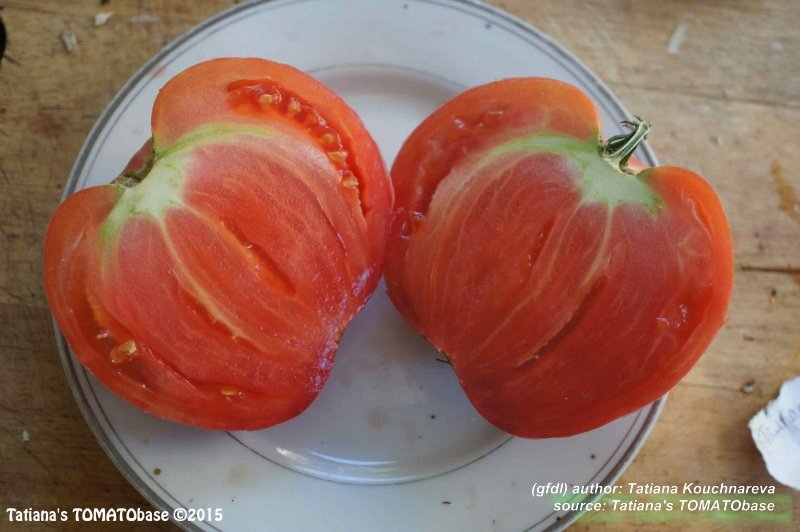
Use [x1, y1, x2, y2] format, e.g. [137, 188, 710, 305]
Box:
[45, 58, 392, 430]
[387, 78, 732, 438]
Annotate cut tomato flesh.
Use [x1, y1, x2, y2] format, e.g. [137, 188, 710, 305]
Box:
[386, 78, 732, 438]
[45, 58, 392, 430]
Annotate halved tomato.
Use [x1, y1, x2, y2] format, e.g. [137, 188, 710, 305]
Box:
[45, 58, 392, 430]
[386, 78, 733, 438]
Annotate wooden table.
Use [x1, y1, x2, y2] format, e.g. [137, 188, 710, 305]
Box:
[1, 0, 798, 530]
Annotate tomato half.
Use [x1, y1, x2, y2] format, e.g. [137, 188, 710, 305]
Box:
[45, 58, 392, 430]
[386, 78, 733, 438]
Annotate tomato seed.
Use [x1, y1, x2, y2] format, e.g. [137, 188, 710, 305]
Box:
[119, 340, 137, 355]
[287, 99, 301, 117]
[328, 151, 348, 162]
[258, 94, 274, 108]
[109, 340, 137, 364]
[341, 173, 359, 189]
[303, 109, 324, 127]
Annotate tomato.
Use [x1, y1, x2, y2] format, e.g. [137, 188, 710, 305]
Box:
[45, 58, 392, 430]
[386, 78, 733, 438]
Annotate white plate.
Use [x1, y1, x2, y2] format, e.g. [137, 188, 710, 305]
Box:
[57, 0, 662, 530]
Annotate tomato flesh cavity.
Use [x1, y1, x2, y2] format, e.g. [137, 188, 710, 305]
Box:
[45, 58, 392, 430]
[387, 78, 733, 438]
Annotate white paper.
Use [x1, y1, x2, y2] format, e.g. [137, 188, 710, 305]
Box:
[749, 375, 800, 490]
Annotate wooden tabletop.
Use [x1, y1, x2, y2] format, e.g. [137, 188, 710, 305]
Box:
[1, 0, 798, 530]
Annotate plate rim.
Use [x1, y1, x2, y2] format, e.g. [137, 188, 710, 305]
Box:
[54, 0, 665, 530]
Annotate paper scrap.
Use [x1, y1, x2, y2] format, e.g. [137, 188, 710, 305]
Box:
[128, 13, 160, 24]
[59, 31, 77, 53]
[94, 12, 114, 27]
[749, 375, 800, 490]
[667, 22, 687, 55]
[22, 429, 30, 442]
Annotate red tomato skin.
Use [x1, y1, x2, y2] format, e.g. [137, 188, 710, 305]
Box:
[387, 78, 733, 438]
[45, 58, 392, 430]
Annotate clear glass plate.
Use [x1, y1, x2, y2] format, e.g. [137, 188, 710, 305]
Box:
[56, 1, 662, 530]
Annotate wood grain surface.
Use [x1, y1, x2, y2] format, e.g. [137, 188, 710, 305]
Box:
[1, 0, 798, 530]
